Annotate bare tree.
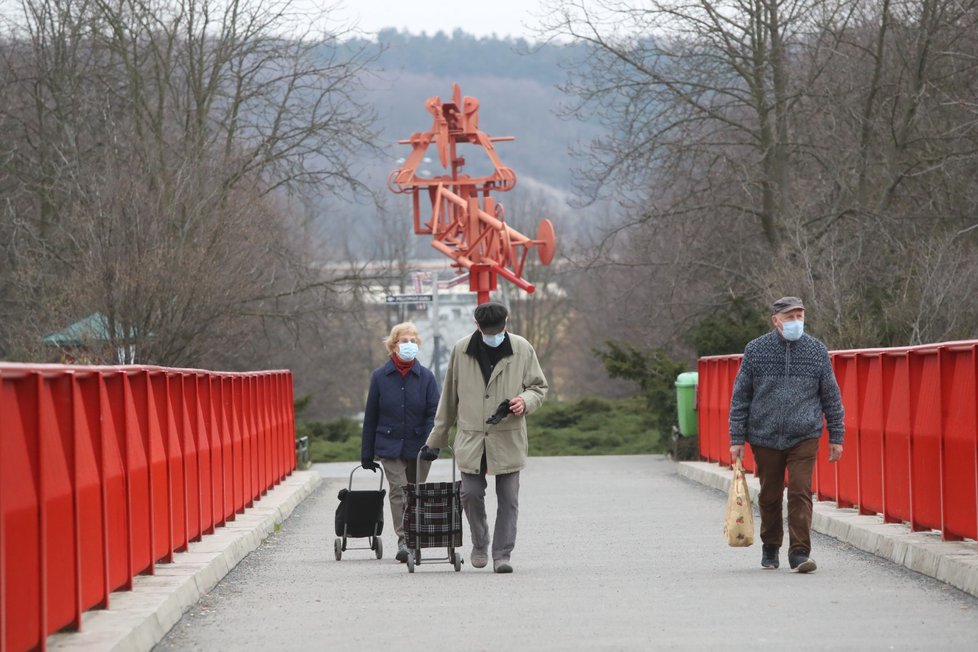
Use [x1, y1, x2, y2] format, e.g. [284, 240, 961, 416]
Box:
[0, 0, 380, 365]
[541, 0, 978, 350]
[779, 0, 978, 345]
[541, 0, 862, 251]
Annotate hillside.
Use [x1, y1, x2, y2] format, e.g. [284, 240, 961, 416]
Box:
[316, 30, 606, 258]
[365, 29, 599, 192]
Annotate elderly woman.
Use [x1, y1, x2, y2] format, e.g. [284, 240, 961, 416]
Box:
[361, 321, 441, 562]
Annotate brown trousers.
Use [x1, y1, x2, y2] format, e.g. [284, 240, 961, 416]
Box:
[751, 438, 819, 554]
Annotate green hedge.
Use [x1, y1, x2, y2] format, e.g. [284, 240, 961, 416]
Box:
[296, 417, 362, 464]
[528, 396, 662, 456]
[299, 395, 665, 463]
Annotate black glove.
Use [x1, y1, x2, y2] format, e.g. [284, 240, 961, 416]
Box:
[486, 399, 512, 425]
[361, 458, 380, 471]
[419, 445, 440, 462]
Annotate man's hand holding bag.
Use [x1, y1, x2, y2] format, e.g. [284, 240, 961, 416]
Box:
[724, 458, 755, 547]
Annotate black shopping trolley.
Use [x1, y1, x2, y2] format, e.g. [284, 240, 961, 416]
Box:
[403, 446, 463, 572]
[333, 465, 386, 560]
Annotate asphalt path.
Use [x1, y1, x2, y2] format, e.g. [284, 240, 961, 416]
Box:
[156, 455, 978, 651]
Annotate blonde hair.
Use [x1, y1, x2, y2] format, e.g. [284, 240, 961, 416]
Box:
[384, 322, 422, 356]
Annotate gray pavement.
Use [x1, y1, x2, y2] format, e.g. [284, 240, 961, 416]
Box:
[678, 460, 978, 600]
[149, 456, 978, 651]
[47, 471, 321, 651]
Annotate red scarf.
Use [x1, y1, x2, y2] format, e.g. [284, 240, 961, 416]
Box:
[391, 354, 414, 377]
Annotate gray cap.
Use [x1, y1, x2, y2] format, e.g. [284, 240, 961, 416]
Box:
[772, 296, 805, 314]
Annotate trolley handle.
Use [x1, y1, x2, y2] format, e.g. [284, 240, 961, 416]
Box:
[349, 464, 385, 491]
[416, 445, 456, 485]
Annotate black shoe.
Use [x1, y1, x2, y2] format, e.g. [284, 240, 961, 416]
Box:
[395, 543, 409, 563]
[761, 544, 780, 569]
[788, 549, 817, 573]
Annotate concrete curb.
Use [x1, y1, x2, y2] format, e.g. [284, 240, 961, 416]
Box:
[677, 461, 978, 597]
[48, 470, 321, 651]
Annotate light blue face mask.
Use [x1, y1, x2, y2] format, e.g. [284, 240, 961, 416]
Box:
[781, 320, 804, 341]
[397, 341, 419, 361]
[482, 332, 505, 348]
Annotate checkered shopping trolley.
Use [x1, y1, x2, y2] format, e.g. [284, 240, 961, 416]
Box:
[403, 446, 463, 572]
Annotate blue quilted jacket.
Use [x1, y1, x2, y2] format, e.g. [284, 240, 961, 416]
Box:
[729, 329, 844, 450]
[361, 358, 440, 461]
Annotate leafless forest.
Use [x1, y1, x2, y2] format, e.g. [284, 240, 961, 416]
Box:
[3, 0, 977, 417]
[546, 0, 978, 354]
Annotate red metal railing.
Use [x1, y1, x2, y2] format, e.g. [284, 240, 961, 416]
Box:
[698, 341, 978, 544]
[0, 364, 296, 652]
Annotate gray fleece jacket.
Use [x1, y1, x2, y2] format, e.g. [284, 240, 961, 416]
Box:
[729, 329, 845, 450]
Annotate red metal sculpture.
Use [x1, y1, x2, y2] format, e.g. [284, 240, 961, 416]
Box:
[388, 83, 556, 304]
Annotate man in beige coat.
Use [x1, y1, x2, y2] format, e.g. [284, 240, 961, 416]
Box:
[421, 301, 548, 573]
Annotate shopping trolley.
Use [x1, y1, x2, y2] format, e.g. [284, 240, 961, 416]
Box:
[403, 447, 463, 572]
[333, 464, 385, 560]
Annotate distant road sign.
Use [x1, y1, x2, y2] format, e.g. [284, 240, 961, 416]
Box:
[386, 293, 434, 304]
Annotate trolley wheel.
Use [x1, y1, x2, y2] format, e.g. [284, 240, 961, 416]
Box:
[453, 551, 462, 572]
[333, 538, 342, 561]
[375, 538, 383, 559]
[406, 552, 415, 573]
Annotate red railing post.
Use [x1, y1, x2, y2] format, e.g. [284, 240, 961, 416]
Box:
[910, 349, 944, 532]
[938, 345, 977, 541]
[1, 370, 6, 651]
[857, 353, 885, 516]
[185, 373, 201, 543]
[41, 372, 79, 637]
[882, 352, 912, 524]
[286, 372, 296, 471]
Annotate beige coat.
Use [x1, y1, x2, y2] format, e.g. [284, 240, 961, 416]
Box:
[426, 332, 548, 475]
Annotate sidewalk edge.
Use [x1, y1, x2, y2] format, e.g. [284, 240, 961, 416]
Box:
[677, 461, 978, 597]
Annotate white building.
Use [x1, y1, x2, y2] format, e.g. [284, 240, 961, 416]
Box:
[374, 266, 480, 384]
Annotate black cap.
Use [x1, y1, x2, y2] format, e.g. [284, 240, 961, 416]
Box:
[772, 296, 805, 315]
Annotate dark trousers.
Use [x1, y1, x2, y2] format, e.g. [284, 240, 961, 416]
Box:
[751, 438, 819, 554]
[460, 451, 520, 562]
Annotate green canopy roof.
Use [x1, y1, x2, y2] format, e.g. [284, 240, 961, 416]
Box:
[42, 312, 135, 347]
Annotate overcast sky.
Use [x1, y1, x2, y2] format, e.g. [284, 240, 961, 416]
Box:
[0, 0, 555, 40]
[334, 0, 551, 39]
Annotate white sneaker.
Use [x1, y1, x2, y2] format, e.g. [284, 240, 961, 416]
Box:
[470, 547, 489, 568]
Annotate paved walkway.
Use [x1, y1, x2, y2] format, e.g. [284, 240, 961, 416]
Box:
[146, 456, 978, 651]
[47, 471, 321, 651]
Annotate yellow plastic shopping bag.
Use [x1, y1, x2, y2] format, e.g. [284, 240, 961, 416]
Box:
[724, 458, 754, 547]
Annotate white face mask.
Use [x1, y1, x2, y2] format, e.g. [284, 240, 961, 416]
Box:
[482, 332, 505, 348]
[397, 341, 419, 361]
[781, 320, 804, 341]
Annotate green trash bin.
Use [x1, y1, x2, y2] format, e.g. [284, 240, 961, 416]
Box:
[675, 372, 699, 437]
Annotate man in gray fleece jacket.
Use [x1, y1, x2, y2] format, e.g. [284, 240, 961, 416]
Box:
[729, 296, 844, 573]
